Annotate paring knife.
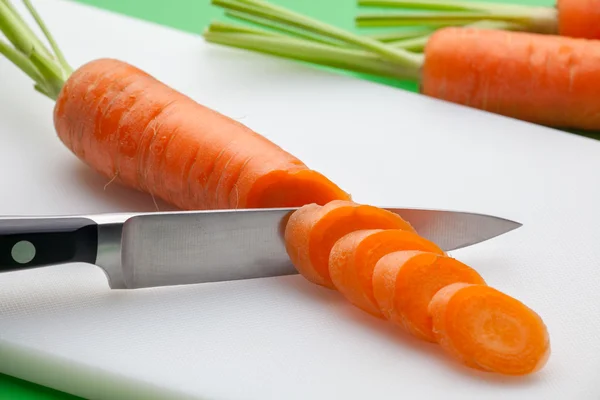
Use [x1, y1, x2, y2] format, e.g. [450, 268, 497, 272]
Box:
[0, 208, 521, 290]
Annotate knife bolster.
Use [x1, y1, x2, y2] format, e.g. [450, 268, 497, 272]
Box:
[0, 217, 98, 272]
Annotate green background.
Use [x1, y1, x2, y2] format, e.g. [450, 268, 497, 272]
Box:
[0, 0, 554, 398]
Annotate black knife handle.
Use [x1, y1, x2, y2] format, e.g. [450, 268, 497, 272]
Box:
[0, 217, 98, 272]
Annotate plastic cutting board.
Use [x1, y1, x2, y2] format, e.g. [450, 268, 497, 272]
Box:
[1, 0, 600, 399]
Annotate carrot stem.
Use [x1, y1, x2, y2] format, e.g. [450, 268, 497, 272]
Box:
[389, 34, 429, 51]
[357, 0, 529, 12]
[22, 0, 71, 77]
[208, 20, 274, 35]
[363, 27, 433, 41]
[0, 0, 53, 59]
[356, 11, 542, 27]
[223, 10, 345, 46]
[0, 37, 43, 82]
[0, 0, 70, 100]
[204, 27, 420, 80]
[210, 0, 423, 69]
[356, 1, 558, 33]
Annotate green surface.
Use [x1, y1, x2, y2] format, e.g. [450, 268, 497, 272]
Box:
[0, 0, 556, 398]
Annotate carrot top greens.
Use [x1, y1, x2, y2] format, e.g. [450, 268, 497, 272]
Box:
[209, 0, 424, 68]
[355, 0, 558, 34]
[0, 0, 71, 100]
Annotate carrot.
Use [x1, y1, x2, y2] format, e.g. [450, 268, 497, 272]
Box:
[355, 0, 600, 40]
[328, 229, 445, 317]
[372, 250, 486, 342]
[428, 283, 551, 375]
[557, 0, 600, 40]
[204, 1, 600, 131]
[419, 27, 600, 131]
[284, 200, 416, 288]
[0, 1, 349, 211]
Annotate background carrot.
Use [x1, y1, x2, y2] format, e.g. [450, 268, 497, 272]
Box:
[284, 200, 416, 288]
[328, 229, 445, 317]
[557, 0, 600, 41]
[428, 283, 551, 375]
[205, 0, 600, 132]
[0, 0, 349, 211]
[372, 250, 486, 342]
[355, 0, 600, 40]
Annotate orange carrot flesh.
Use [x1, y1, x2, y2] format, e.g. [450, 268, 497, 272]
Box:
[428, 283, 551, 375]
[53, 58, 350, 211]
[329, 229, 445, 317]
[373, 250, 486, 342]
[284, 200, 416, 288]
[557, 0, 600, 40]
[421, 27, 600, 131]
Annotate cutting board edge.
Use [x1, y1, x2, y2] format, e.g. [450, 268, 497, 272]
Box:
[0, 341, 195, 400]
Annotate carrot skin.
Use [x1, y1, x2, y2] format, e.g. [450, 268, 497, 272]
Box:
[53, 58, 350, 211]
[421, 27, 600, 131]
[557, 0, 600, 40]
[428, 283, 551, 375]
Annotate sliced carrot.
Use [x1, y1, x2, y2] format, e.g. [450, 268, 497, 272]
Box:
[557, 0, 600, 40]
[372, 250, 486, 342]
[428, 283, 551, 375]
[284, 200, 416, 288]
[329, 229, 445, 317]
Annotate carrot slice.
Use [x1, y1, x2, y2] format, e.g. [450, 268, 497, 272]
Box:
[428, 283, 551, 375]
[373, 250, 486, 342]
[329, 229, 445, 317]
[284, 200, 416, 288]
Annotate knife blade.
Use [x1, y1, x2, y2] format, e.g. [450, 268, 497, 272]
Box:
[0, 207, 521, 289]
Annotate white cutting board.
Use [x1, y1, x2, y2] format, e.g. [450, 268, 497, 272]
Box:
[1, 0, 599, 399]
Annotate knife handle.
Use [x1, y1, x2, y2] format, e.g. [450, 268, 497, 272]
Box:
[0, 217, 98, 272]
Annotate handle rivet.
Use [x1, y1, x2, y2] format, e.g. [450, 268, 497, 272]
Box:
[11, 240, 36, 264]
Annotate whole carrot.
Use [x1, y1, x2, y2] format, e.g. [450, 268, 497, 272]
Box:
[355, 0, 600, 40]
[205, 0, 600, 131]
[0, 0, 349, 211]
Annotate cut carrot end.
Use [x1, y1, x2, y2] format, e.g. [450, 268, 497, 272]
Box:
[429, 283, 551, 375]
[329, 229, 445, 318]
[373, 251, 486, 342]
[247, 169, 351, 209]
[284, 201, 416, 289]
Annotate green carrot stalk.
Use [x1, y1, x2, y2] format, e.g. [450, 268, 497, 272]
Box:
[357, 0, 531, 12]
[204, 24, 419, 80]
[210, 0, 423, 69]
[223, 9, 345, 46]
[0, 0, 71, 99]
[363, 27, 433, 41]
[356, 0, 559, 34]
